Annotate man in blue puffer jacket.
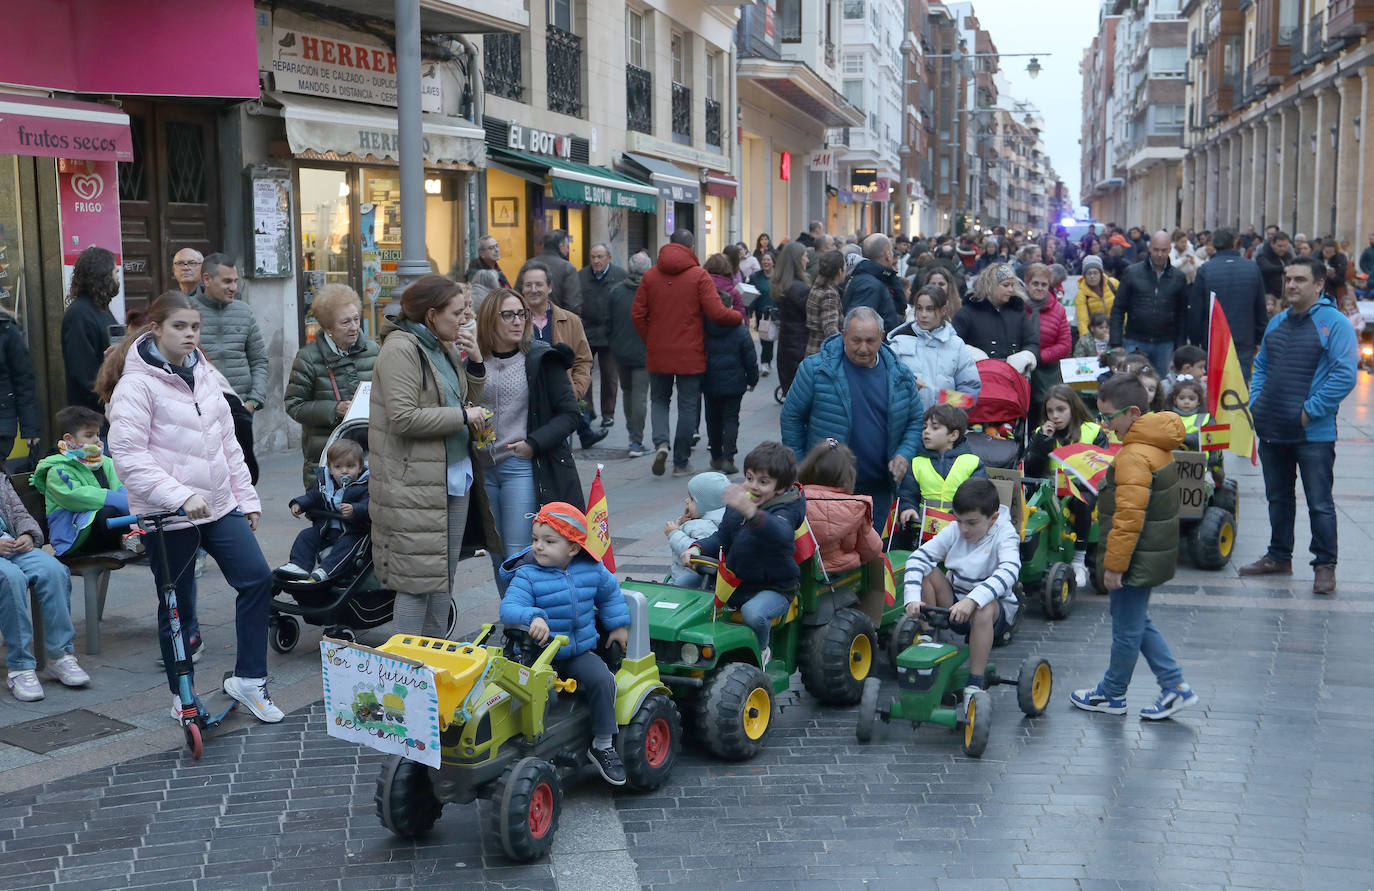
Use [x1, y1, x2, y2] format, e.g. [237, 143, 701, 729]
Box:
[1239, 256, 1358, 595]
[781, 307, 924, 531]
[499, 502, 631, 785]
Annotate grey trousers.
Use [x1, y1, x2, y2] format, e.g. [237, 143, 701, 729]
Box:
[392, 492, 467, 639]
[618, 364, 650, 445]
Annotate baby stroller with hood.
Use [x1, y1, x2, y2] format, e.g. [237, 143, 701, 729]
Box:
[267, 411, 458, 653]
[964, 359, 1031, 469]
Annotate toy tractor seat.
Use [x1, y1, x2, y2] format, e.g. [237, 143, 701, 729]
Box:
[378, 635, 490, 728]
[724, 597, 800, 628]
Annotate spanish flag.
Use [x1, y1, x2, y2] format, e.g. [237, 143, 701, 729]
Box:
[880, 497, 899, 543]
[1206, 293, 1258, 464]
[919, 505, 956, 542]
[937, 389, 975, 409]
[881, 554, 898, 606]
[1199, 423, 1231, 451]
[584, 465, 616, 571]
[793, 516, 818, 563]
[713, 552, 742, 608]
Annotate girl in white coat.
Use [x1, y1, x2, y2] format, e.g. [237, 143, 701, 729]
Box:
[100, 291, 281, 723]
[886, 284, 982, 403]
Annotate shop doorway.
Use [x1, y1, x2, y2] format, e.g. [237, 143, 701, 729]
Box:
[117, 100, 222, 311]
[672, 201, 695, 243]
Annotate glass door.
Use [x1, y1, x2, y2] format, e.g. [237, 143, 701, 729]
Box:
[298, 167, 353, 342]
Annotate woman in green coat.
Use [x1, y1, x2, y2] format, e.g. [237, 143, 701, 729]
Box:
[284, 284, 380, 486]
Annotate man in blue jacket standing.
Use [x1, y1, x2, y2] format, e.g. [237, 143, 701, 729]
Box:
[1239, 256, 1358, 594]
[781, 307, 923, 530]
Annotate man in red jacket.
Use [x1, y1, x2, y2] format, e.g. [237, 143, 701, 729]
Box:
[632, 230, 744, 477]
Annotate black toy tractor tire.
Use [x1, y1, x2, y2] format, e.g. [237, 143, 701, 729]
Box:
[856, 676, 882, 743]
[1212, 477, 1239, 515]
[269, 614, 300, 654]
[1016, 656, 1053, 716]
[960, 689, 992, 758]
[888, 615, 922, 671]
[375, 755, 443, 838]
[800, 608, 877, 705]
[494, 757, 562, 862]
[1042, 562, 1076, 621]
[697, 662, 774, 760]
[619, 693, 682, 792]
[1189, 506, 1236, 570]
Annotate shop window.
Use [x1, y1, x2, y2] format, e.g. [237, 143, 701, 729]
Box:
[117, 118, 148, 202]
[298, 168, 352, 339]
[0, 157, 27, 328]
[486, 167, 531, 277]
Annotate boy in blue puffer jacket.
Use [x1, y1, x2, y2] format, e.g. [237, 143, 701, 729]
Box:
[499, 502, 631, 786]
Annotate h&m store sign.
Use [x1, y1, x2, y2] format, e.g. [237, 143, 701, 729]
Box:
[508, 124, 572, 159]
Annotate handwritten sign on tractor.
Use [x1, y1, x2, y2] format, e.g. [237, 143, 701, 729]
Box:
[1172, 451, 1208, 520]
[320, 638, 441, 768]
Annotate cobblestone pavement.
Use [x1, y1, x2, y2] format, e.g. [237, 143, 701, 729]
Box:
[1, 374, 1372, 889]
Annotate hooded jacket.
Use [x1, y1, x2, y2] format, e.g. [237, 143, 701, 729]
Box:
[886, 320, 981, 400]
[1073, 275, 1118, 337]
[284, 333, 380, 486]
[606, 268, 647, 368]
[193, 290, 269, 406]
[801, 484, 884, 573]
[1250, 295, 1358, 444]
[702, 317, 760, 398]
[694, 484, 809, 602]
[952, 293, 1041, 360]
[632, 244, 743, 374]
[780, 334, 924, 467]
[841, 259, 905, 332]
[498, 549, 630, 660]
[903, 505, 1019, 624]
[1096, 411, 1185, 587]
[577, 262, 627, 347]
[107, 334, 260, 531]
[33, 449, 128, 554]
[667, 472, 729, 567]
[1187, 249, 1267, 352]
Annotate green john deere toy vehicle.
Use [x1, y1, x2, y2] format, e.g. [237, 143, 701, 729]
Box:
[1016, 475, 1092, 620]
[856, 605, 1053, 757]
[372, 590, 680, 861]
[629, 555, 878, 761]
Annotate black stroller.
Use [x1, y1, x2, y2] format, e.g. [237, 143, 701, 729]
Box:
[267, 414, 458, 653]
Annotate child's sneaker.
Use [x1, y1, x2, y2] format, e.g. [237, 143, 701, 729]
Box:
[309, 567, 329, 582]
[627, 442, 648, 458]
[760, 646, 772, 666]
[1139, 684, 1198, 720]
[587, 745, 626, 785]
[222, 675, 284, 723]
[45, 655, 89, 687]
[1070, 686, 1127, 715]
[276, 562, 311, 579]
[7, 670, 43, 702]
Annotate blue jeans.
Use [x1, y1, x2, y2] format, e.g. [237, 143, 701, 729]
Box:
[1099, 585, 1184, 698]
[557, 650, 617, 738]
[0, 549, 75, 671]
[145, 511, 272, 694]
[739, 589, 791, 651]
[1258, 439, 1337, 566]
[669, 567, 708, 590]
[1123, 338, 1175, 377]
[485, 456, 537, 589]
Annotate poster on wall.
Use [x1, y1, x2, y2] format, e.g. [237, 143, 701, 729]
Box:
[57, 158, 124, 323]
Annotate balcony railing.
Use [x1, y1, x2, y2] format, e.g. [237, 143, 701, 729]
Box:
[546, 25, 582, 117]
[626, 64, 652, 134]
[671, 82, 691, 144]
[484, 32, 523, 101]
[825, 40, 836, 69]
[705, 97, 722, 148]
[1304, 12, 1325, 63]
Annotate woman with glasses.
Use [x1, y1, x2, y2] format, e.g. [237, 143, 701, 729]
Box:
[284, 284, 380, 487]
[369, 275, 488, 635]
[473, 289, 584, 591]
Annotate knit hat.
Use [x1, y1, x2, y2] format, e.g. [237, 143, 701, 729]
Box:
[1081, 254, 1104, 273]
[532, 502, 588, 547]
[687, 472, 730, 516]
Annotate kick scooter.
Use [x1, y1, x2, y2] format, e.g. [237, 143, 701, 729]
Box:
[108, 510, 236, 758]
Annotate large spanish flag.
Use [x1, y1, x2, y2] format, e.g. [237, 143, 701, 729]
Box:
[1206, 293, 1258, 464]
[584, 465, 616, 571]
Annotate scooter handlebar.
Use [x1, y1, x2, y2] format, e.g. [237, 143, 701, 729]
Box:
[106, 509, 186, 529]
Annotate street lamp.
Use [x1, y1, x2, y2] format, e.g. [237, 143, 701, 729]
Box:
[1026, 57, 1042, 79]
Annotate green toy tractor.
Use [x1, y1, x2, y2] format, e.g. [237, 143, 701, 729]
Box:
[372, 590, 680, 861]
[856, 605, 1053, 757]
[1016, 475, 1090, 620]
[631, 555, 878, 761]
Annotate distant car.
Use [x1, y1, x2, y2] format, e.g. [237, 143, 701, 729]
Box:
[1062, 222, 1105, 245]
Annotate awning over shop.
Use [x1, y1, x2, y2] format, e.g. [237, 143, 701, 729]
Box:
[0, 93, 132, 163]
[621, 153, 700, 203]
[272, 93, 486, 167]
[703, 172, 738, 199]
[492, 148, 657, 213]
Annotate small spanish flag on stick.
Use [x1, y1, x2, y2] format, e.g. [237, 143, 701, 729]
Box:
[713, 552, 742, 608]
[793, 516, 818, 564]
[881, 497, 899, 548]
[881, 554, 898, 606]
[584, 464, 616, 571]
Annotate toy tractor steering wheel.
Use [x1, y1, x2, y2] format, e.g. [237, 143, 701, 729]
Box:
[919, 605, 954, 631]
[687, 554, 720, 575]
[502, 625, 548, 667]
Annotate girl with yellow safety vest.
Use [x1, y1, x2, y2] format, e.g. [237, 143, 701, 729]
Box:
[1024, 385, 1113, 587]
[1169, 379, 1224, 486]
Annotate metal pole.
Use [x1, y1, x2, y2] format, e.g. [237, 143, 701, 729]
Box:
[395, 0, 428, 289]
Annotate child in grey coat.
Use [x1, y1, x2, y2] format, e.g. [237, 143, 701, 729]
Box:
[663, 472, 730, 589]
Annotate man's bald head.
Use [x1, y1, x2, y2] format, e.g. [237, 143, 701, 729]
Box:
[1149, 230, 1171, 270]
[172, 248, 204, 293]
[862, 233, 894, 267]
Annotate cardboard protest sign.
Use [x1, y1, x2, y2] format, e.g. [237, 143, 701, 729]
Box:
[321, 638, 441, 768]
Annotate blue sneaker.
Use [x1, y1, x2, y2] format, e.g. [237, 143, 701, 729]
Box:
[1139, 684, 1198, 720]
[1070, 686, 1126, 715]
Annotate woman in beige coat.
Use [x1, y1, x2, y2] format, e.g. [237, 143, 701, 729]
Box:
[369, 275, 487, 636]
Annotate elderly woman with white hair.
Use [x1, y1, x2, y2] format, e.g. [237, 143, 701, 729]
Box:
[285, 283, 381, 486]
[951, 264, 1041, 375]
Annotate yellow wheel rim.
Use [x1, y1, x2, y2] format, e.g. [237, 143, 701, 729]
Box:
[742, 687, 771, 740]
[963, 697, 976, 746]
[1032, 663, 1052, 710]
[1219, 523, 1234, 557]
[1060, 580, 1071, 603]
[848, 634, 873, 681]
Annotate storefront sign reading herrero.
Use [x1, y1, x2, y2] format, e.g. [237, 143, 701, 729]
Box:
[272, 27, 441, 113]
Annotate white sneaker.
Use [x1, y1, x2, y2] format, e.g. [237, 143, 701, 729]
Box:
[1072, 563, 1089, 588]
[7, 670, 43, 702]
[222, 675, 284, 723]
[46, 654, 90, 687]
[194, 550, 208, 578]
[760, 646, 772, 666]
[276, 562, 310, 579]
[171, 694, 185, 722]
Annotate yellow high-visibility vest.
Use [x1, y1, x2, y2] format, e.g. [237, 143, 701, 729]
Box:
[912, 452, 983, 511]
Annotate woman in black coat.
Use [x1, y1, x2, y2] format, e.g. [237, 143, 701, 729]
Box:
[773, 241, 812, 394]
[61, 246, 120, 414]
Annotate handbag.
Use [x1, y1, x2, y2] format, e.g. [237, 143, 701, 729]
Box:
[759, 317, 779, 342]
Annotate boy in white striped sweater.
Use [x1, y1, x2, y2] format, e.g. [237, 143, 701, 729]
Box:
[903, 478, 1021, 691]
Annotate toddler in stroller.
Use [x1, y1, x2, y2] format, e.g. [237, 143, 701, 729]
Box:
[277, 438, 370, 582]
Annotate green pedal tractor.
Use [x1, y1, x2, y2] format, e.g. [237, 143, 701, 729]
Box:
[371, 590, 680, 861]
[856, 605, 1053, 757]
[630, 555, 879, 760]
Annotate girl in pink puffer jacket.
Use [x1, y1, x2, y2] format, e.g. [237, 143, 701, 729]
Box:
[102, 290, 282, 724]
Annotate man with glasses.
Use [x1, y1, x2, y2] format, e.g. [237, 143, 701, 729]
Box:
[172, 248, 204, 295]
[461, 236, 510, 288]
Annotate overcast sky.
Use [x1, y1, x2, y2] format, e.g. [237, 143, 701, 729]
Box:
[964, 0, 1102, 212]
